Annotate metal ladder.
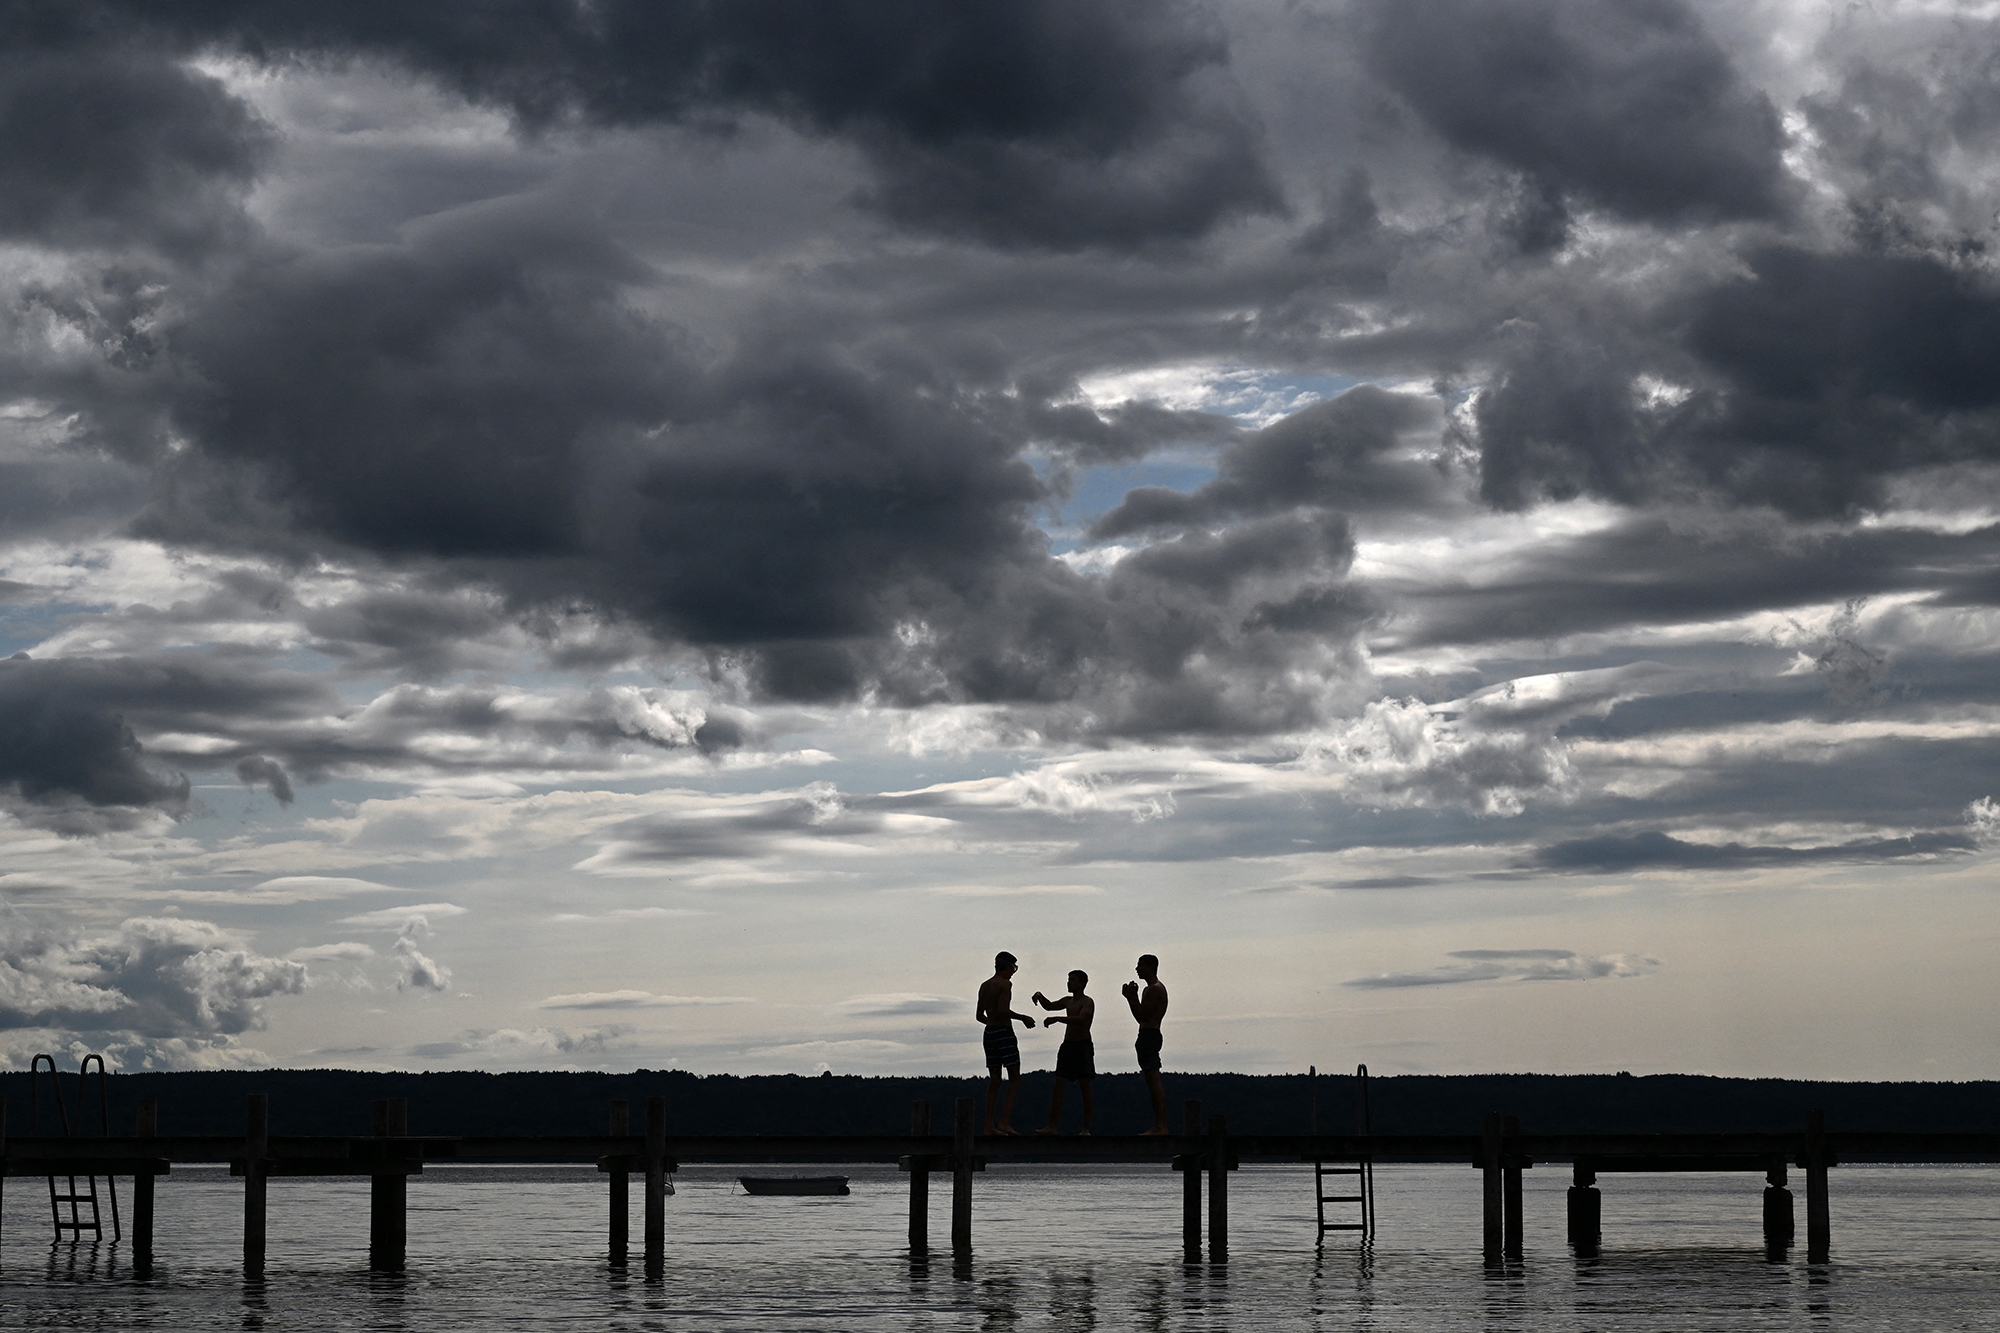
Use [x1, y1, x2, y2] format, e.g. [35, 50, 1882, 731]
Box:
[30, 1053, 121, 1242]
[1311, 1062, 1374, 1242]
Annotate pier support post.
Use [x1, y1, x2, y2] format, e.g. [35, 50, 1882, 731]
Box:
[644, 1096, 667, 1272]
[951, 1098, 974, 1253]
[369, 1098, 408, 1270]
[908, 1101, 930, 1252]
[1480, 1112, 1503, 1259]
[133, 1100, 157, 1268]
[1567, 1161, 1599, 1251]
[608, 1100, 630, 1263]
[1502, 1115, 1525, 1260]
[244, 1094, 269, 1275]
[1764, 1188, 1795, 1248]
[1206, 1115, 1228, 1264]
[1804, 1110, 1830, 1262]
[1181, 1100, 1202, 1262]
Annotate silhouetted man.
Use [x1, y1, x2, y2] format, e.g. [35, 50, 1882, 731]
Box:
[1122, 953, 1169, 1134]
[1031, 969, 1095, 1134]
[977, 951, 1035, 1134]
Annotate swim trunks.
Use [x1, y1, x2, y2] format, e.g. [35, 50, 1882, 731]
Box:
[983, 1023, 1020, 1071]
[1135, 1027, 1163, 1072]
[1054, 1038, 1096, 1081]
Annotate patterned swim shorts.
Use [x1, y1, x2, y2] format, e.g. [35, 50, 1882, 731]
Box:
[1135, 1028, 1163, 1072]
[983, 1024, 1020, 1071]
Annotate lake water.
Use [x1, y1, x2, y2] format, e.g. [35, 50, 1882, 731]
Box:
[2, 1161, 1995, 1329]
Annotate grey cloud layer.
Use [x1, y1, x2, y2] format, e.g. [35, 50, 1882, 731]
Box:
[2, 0, 1999, 871]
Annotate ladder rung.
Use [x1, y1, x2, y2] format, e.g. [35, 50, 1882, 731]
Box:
[1318, 1166, 1364, 1174]
[1321, 1194, 1365, 1203]
[1320, 1223, 1368, 1230]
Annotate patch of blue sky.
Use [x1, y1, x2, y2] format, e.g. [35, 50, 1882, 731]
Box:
[1039, 454, 1218, 553]
[1075, 362, 1365, 430]
[1039, 364, 1370, 551]
[0, 600, 92, 657]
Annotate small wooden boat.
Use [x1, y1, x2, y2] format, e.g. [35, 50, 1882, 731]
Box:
[737, 1175, 850, 1196]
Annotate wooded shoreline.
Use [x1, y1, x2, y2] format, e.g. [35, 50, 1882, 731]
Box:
[3, 1067, 1993, 1138]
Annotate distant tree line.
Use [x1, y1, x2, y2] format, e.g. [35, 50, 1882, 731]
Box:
[2, 1068, 1994, 1139]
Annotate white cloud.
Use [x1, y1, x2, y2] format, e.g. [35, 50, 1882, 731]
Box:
[927, 883, 1102, 897]
[179, 876, 407, 905]
[1346, 950, 1660, 989]
[0, 914, 305, 1036]
[539, 990, 754, 1010]
[339, 902, 469, 928]
[835, 992, 964, 1016]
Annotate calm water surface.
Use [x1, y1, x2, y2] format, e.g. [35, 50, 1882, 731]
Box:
[2, 1162, 1995, 1329]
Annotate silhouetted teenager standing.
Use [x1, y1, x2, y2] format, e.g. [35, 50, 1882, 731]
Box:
[1032, 969, 1096, 1134]
[977, 951, 1035, 1134]
[1122, 953, 1169, 1134]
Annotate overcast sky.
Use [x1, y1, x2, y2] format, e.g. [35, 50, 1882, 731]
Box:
[1, 0, 1996, 1080]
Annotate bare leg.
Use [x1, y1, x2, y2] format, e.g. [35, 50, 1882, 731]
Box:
[1140, 1070, 1169, 1134]
[1039, 1079, 1067, 1134]
[998, 1066, 1022, 1133]
[1079, 1079, 1094, 1134]
[985, 1069, 1003, 1132]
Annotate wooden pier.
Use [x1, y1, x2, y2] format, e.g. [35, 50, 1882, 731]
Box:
[2, 1094, 1996, 1272]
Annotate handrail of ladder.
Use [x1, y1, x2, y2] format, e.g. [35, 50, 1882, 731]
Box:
[79, 1053, 122, 1242]
[30, 1052, 72, 1136]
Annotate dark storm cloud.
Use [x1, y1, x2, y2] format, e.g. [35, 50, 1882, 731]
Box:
[1092, 385, 1446, 537]
[128, 202, 1380, 734]
[1531, 828, 1977, 873]
[233, 754, 293, 805]
[0, 654, 326, 829]
[1382, 518, 2000, 651]
[152, 204, 687, 561]
[1473, 248, 2000, 518]
[0, 43, 269, 256]
[1, 658, 190, 826]
[1361, 0, 1789, 225]
[74, 0, 1279, 252]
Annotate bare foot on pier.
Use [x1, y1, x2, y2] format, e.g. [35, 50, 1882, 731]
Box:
[1036, 1126, 1059, 1135]
[1139, 1126, 1170, 1135]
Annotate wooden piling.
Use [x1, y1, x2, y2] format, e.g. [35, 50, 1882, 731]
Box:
[1206, 1114, 1228, 1264]
[608, 1100, 630, 1262]
[1480, 1112, 1503, 1259]
[1566, 1159, 1599, 1248]
[1764, 1185, 1795, 1245]
[643, 1096, 667, 1271]
[1804, 1109, 1830, 1262]
[951, 1098, 974, 1252]
[1181, 1100, 1202, 1262]
[1502, 1114, 1524, 1260]
[243, 1094, 268, 1274]
[369, 1098, 408, 1269]
[133, 1100, 157, 1267]
[908, 1101, 930, 1252]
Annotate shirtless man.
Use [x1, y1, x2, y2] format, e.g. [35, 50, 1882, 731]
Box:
[976, 951, 1035, 1134]
[1031, 970, 1096, 1135]
[1121, 953, 1170, 1134]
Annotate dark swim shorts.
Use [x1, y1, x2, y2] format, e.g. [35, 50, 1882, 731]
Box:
[983, 1024, 1020, 1072]
[1054, 1038, 1096, 1081]
[1135, 1028, 1163, 1072]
